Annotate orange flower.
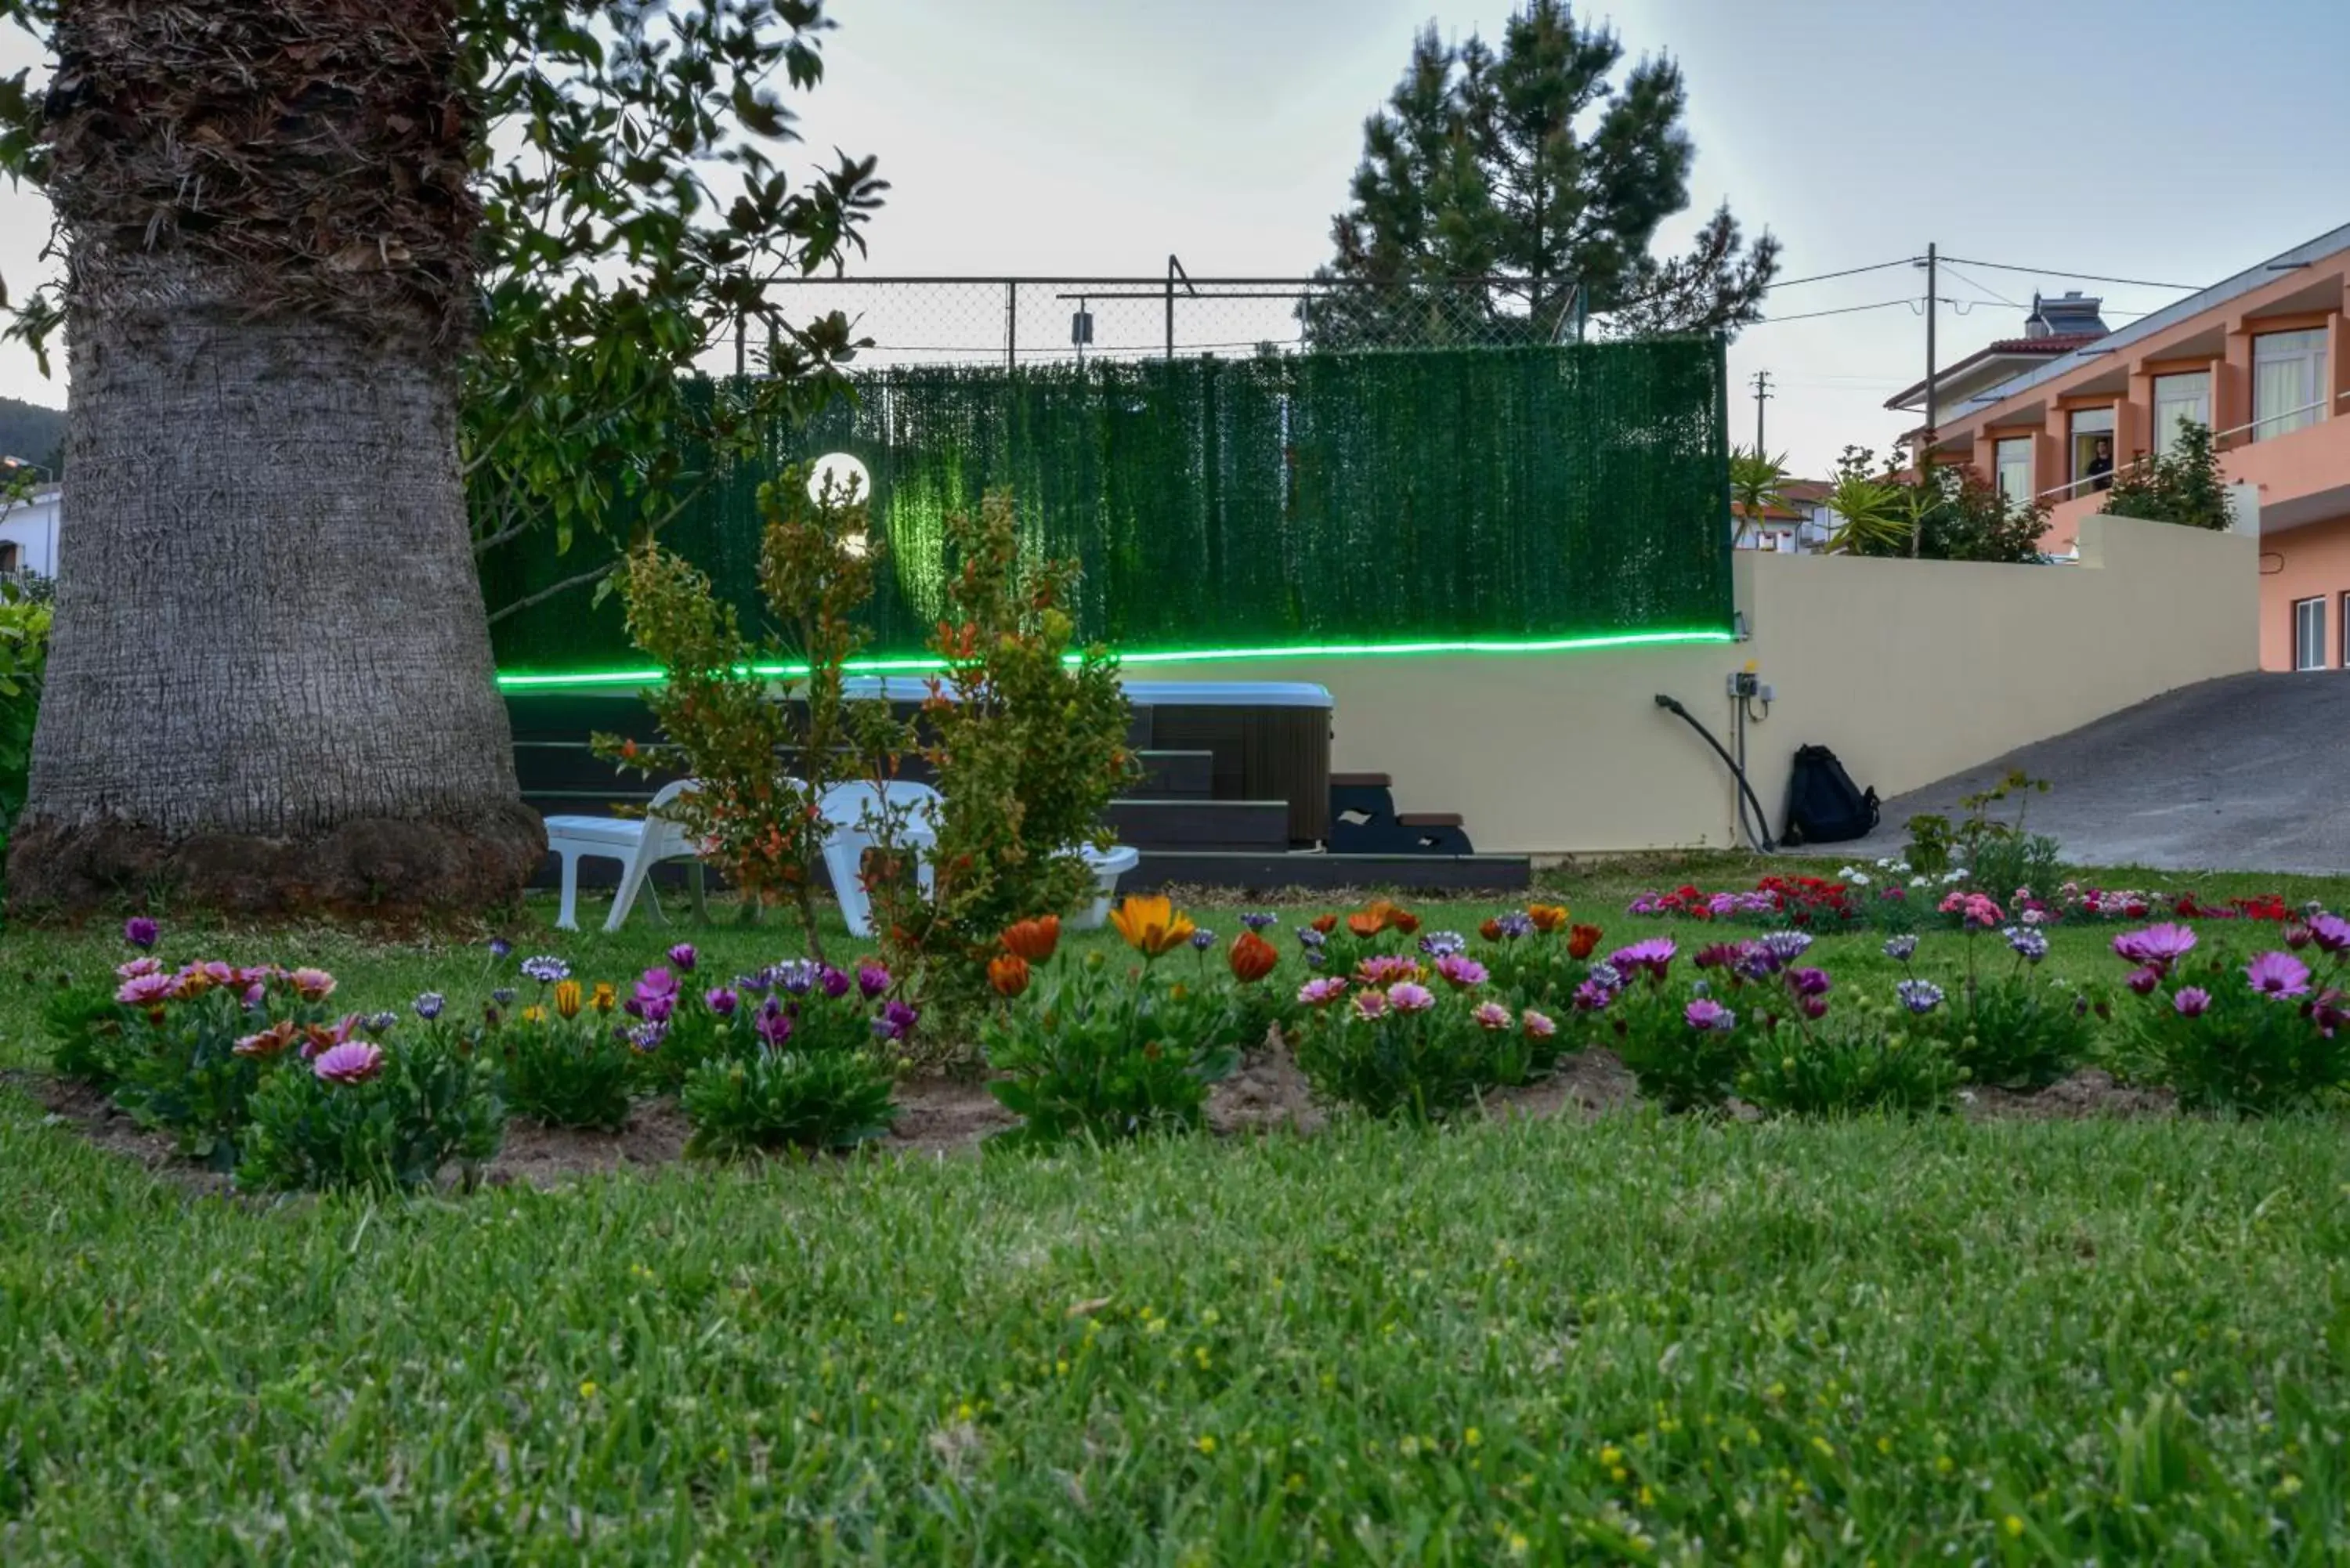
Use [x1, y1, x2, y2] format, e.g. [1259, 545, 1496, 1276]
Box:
[1528, 903, 1570, 934]
[988, 953, 1031, 998]
[1389, 909, 1421, 936]
[1345, 910, 1386, 939]
[1479, 918, 1503, 942]
[1227, 930, 1279, 985]
[1002, 915, 1061, 963]
[1109, 894, 1196, 957]
[1310, 913, 1339, 934]
[1567, 924, 1602, 960]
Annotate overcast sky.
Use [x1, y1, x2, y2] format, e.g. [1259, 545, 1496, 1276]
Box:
[3, 0, 2346, 475]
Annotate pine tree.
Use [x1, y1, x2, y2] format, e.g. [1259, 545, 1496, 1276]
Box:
[1306, 1, 1777, 349]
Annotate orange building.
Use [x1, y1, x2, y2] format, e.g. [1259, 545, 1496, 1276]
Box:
[1892, 225, 2349, 671]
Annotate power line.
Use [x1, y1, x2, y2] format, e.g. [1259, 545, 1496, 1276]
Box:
[1938, 255, 2203, 291]
[1938, 263, 2020, 309]
[1748, 298, 1917, 327]
[1766, 257, 1923, 291]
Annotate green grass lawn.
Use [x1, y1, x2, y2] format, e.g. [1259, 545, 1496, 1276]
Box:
[4, 858, 2349, 1560]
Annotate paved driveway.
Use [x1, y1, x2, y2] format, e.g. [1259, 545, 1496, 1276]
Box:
[1829, 673, 2350, 876]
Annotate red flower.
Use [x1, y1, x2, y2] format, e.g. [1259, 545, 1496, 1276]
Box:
[1567, 924, 1601, 960]
[987, 954, 1031, 998]
[1001, 916, 1061, 963]
[1227, 930, 1279, 985]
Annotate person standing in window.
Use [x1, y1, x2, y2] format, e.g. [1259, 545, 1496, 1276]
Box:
[2086, 436, 2114, 493]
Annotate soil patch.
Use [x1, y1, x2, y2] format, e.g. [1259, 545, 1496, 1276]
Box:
[1487, 1047, 1639, 1122]
[1207, 1044, 1324, 1136]
[1964, 1068, 2176, 1121]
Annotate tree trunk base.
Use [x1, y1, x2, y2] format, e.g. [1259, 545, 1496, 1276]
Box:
[5, 806, 546, 920]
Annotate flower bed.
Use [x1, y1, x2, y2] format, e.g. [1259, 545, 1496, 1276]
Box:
[43, 891, 2350, 1193]
[1629, 863, 2305, 932]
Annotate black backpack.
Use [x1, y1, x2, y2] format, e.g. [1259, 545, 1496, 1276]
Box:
[1782, 744, 1878, 847]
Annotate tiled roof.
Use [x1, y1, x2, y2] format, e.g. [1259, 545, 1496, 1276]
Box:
[1980, 333, 2104, 356]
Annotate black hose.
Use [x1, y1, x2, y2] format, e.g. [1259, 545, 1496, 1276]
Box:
[1654, 693, 1777, 853]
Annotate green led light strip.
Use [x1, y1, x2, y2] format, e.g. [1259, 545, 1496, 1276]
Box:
[494, 628, 1737, 689]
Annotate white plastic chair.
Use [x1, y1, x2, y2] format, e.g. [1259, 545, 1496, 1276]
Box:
[1071, 843, 1141, 930]
[818, 781, 942, 938]
[542, 779, 707, 934]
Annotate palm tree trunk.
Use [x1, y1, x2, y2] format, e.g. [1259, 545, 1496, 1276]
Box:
[5, 1, 541, 916]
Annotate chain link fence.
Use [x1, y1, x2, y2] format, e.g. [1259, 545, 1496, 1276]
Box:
[739, 275, 1589, 373]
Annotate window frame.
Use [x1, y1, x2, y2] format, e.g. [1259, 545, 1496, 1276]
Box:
[1993, 436, 2033, 501]
[2150, 370, 2213, 458]
[2068, 405, 2117, 491]
[2294, 595, 2327, 672]
[2253, 329, 2329, 442]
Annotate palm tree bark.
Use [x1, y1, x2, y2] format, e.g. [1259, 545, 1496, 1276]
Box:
[6, 0, 541, 916]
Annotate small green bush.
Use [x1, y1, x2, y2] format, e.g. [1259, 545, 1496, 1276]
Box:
[1738, 1010, 1959, 1117]
[2120, 945, 2350, 1114]
[1933, 975, 2097, 1090]
[982, 953, 1239, 1144]
[1591, 947, 1744, 1113]
[679, 1048, 898, 1158]
[238, 1035, 505, 1193]
[498, 1014, 638, 1130]
[42, 981, 127, 1087]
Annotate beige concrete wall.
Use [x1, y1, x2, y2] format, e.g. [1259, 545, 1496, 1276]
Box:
[1735, 514, 2258, 837]
[1135, 515, 2258, 853]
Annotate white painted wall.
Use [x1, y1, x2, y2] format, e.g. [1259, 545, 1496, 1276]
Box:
[0, 486, 60, 578]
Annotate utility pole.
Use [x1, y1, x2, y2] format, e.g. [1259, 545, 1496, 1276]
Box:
[1912, 242, 1938, 557]
[1748, 369, 1773, 454]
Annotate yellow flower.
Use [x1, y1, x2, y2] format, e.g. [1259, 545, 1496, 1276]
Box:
[554, 980, 583, 1019]
[1464, 1427, 1481, 1447]
[2003, 1516, 2024, 1538]
[579, 1380, 598, 1399]
[590, 981, 616, 1013]
[1195, 1435, 1217, 1455]
[1109, 894, 1196, 957]
[519, 1006, 547, 1024]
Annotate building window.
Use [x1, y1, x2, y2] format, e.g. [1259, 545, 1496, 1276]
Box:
[2294, 596, 2326, 671]
[2152, 370, 2212, 457]
[1994, 437, 2033, 501]
[0, 543, 16, 575]
[2069, 406, 2116, 494]
[2254, 329, 2328, 440]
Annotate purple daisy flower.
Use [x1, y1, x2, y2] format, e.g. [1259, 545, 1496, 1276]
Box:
[1683, 998, 1736, 1032]
[1418, 931, 1468, 958]
[413, 992, 446, 1021]
[873, 999, 920, 1042]
[1240, 912, 1279, 932]
[857, 961, 891, 999]
[1607, 938, 1676, 982]
[1434, 953, 1488, 990]
[1386, 981, 1436, 1013]
[2171, 987, 2211, 1017]
[704, 987, 739, 1017]
[2113, 923, 2196, 971]
[2245, 951, 2312, 999]
[123, 916, 159, 950]
[1896, 978, 1943, 1015]
[667, 943, 699, 974]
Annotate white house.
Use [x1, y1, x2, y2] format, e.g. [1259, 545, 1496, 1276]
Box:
[0, 485, 60, 580]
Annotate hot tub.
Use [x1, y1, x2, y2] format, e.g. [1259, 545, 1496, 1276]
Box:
[1123, 681, 1333, 848]
[841, 677, 1336, 846]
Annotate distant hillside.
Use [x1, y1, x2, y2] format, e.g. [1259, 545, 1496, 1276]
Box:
[0, 396, 66, 478]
